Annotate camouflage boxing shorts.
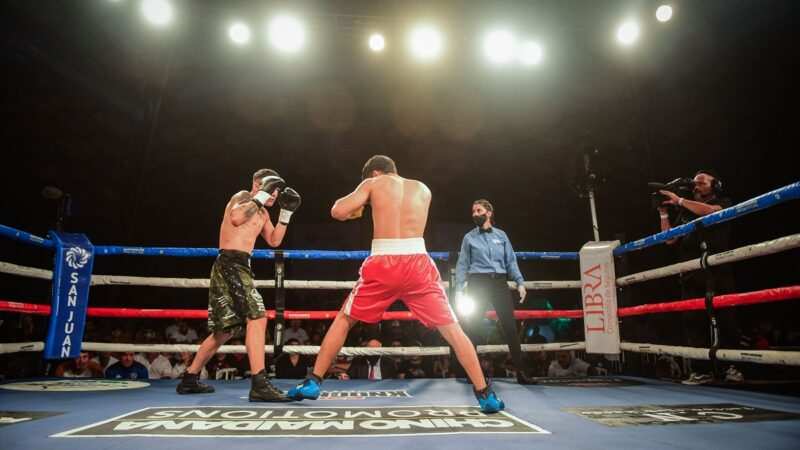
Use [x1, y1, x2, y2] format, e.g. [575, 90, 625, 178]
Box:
[207, 249, 266, 337]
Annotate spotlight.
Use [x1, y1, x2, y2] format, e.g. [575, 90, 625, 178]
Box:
[141, 0, 173, 27]
[368, 33, 385, 52]
[408, 24, 443, 61]
[228, 22, 251, 46]
[456, 293, 476, 317]
[483, 29, 515, 65]
[616, 20, 640, 46]
[268, 15, 305, 53]
[656, 5, 673, 23]
[518, 41, 543, 66]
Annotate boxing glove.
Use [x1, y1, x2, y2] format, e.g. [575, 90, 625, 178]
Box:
[277, 187, 301, 224]
[252, 176, 286, 208]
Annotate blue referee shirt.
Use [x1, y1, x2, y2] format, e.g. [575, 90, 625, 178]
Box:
[455, 226, 524, 291]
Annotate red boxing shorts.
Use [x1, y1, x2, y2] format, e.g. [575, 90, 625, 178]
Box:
[342, 238, 457, 328]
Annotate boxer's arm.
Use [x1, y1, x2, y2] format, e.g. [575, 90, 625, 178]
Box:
[260, 213, 287, 247]
[331, 179, 372, 221]
[230, 191, 261, 227]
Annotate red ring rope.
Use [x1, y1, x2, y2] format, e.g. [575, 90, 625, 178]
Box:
[1, 286, 797, 320]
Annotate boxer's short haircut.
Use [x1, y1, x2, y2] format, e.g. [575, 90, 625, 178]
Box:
[362, 155, 397, 180]
[253, 168, 280, 182]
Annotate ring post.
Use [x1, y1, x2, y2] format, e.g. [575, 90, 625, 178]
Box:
[43, 232, 94, 360]
[270, 250, 286, 378]
[695, 222, 721, 379]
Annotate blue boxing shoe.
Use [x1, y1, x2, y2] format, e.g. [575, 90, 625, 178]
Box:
[474, 385, 505, 413]
[288, 375, 321, 400]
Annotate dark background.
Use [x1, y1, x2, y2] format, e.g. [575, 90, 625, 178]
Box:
[1, 1, 797, 324]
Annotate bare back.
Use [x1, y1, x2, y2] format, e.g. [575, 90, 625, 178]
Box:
[369, 175, 431, 239]
[218, 191, 267, 253]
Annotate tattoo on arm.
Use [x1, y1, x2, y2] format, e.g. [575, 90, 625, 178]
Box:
[233, 192, 260, 220]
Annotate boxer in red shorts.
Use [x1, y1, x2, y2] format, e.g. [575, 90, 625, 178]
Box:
[288, 155, 505, 413]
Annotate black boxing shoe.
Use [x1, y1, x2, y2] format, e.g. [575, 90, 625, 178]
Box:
[249, 370, 293, 402]
[176, 371, 215, 394]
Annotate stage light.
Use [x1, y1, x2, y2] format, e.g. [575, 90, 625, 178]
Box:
[408, 24, 443, 61]
[228, 22, 251, 46]
[616, 20, 640, 46]
[268, 15, 305, 53]
[483, 29, 515, 65]
[518, 41, 543, 66]
[656, 5, 673, 23]
[141, 0, 173, 27]
[456, 293, 476, 317]
[368, 33, 385, 52]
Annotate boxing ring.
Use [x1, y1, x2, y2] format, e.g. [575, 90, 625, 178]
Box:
[1, 181, 799, 449]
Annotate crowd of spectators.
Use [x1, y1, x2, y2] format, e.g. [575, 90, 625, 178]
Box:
[1, 312, 798, 382]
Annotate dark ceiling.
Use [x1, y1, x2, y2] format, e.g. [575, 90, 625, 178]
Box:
[2, 0, 798, 257]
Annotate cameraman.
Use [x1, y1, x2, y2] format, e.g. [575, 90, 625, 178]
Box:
[658, 169, 736, 347]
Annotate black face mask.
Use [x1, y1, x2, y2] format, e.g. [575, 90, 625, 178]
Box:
[472, 214, 488, 227]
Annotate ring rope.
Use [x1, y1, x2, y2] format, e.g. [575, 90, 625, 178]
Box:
[614, 181, 800, 254]
[620, 342, 800, 366]
[3, 340, 797, 366]
[0, 261, 580, 290]
[617, 233, 800, 286]
[2, 286, 797, 321]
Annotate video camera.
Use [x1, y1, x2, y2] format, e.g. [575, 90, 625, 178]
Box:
[648, 177, 694, 210]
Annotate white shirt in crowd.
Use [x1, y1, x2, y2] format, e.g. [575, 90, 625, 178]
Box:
[367, 359, 383, 380]
[282, 328, 310, 344]
[547, 357, 591, 377]
[135, 353, 175, 379]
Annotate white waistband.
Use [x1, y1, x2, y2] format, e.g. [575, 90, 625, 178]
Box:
[370, 238, 427, 255]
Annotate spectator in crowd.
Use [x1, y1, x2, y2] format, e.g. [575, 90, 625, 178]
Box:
[309, 332, 323, 346]
[399, 355, 427, 379]
[134, 329, 174, 379]
[547, 351, 591, 377]
[432, 356, 455, 378]
[479, 356, 495, 378]
[275, 339, 312, 379]
[347, 338, 397, 380]
[524, 325, 548, 344]
[173, 351, 208, 379]
[227, 338, 251, 377]
[105, 352, 148, 380]
[282, 320, 310, 344]
[54, 351, 103, 377]
[527, 351, 550, 377]
[206, 352, 233, 380]
[135, 350, 174, 379]
[327, 354, 352, 380]
[165, 319, 199, 344]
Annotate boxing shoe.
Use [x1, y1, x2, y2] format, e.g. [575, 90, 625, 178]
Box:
[249, 369, 292, 402]
[474, 384, 505, 413]
[288, 375, 322, 400]
[176, 371, 215, 394]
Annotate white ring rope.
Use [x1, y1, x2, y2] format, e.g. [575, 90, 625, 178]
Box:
[4, 341, 798, 366]
[620, 342, 800, 366]
[617, 233, 800, 287]
[0, 261, 578, 290]
[0, 341, 585, 357]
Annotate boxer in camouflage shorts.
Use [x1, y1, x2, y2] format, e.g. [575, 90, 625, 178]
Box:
[176, 168, 301, 402]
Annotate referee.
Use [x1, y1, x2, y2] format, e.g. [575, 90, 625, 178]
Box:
[455, 199, 535, 385]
